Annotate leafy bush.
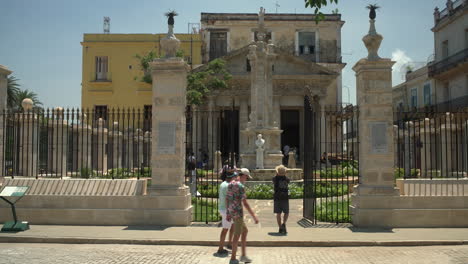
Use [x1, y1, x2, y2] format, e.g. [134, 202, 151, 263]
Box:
[394, 168, 420, 179]
[192, 197, 220, 222]
[197, 183, 349, 200]
[315, 200, 350, 223]
[79, 167, 95, 179]
[320, 167, 358, 178]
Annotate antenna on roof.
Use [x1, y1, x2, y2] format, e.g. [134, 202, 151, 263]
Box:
[103, 17, 110, 34]
[275, 1, 280, 13]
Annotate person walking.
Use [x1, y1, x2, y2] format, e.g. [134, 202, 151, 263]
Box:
[273, 165, 290, 234]
[227, 168, 258, 264]
[217, 169, 237, 255]
[187, 152, 197, 197]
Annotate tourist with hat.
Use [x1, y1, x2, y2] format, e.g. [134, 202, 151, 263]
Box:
[227, 168, 258, 264]
[273, 164, 290, 234]
[216, 169, 237, 255]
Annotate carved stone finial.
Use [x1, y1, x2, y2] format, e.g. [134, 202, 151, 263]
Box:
[362, 5, 383, 61]
[161, 11, 181, 58]
[21, 98, 33, 111]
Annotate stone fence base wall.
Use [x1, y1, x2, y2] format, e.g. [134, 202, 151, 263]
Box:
[0, 179, 191, 226]
[396, 178, 468, 196]
[351, 195, 468, 228]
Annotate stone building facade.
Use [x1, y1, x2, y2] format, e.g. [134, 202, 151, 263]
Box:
[195, 11, 346, 168]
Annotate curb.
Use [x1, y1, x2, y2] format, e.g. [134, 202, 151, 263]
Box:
[0, 236, 467, 247]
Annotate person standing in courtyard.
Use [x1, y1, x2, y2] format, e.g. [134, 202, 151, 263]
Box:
[273, 165, 290, 234]
[227, 168, 258, 264]
[217, 169, 236, 255]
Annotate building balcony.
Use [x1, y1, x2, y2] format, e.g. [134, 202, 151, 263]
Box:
[428, 48, 468, 78]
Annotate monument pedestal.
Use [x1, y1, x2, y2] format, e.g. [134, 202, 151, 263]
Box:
[240, 127, 283, 169]
[149, 53, 191, 225]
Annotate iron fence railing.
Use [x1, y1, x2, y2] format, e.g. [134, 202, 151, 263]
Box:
[394, 109, 468, 180]
[303, 102, 359, 224]
[186, 105, 238, 223]
[1, 108, 152, 180]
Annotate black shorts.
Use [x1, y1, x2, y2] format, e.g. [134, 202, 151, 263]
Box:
[274, 199, 289, 214]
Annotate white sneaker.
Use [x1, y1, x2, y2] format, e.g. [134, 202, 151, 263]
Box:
[240, 256, 252, 263]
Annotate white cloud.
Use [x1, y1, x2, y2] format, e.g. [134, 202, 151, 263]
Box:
[391, 49, 413, 86]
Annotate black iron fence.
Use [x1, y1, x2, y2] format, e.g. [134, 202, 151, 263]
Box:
[1, 108, 152, 180]
[186, 105, 238, 223]
[303, 101, 359, 224]
[394, 109, 468, 180]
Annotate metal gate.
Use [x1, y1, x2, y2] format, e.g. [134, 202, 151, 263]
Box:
[186, 103, 238, 223]
[303, 97, 359, 224]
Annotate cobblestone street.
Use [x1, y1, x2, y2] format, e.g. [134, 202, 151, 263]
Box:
[1, 243, 468, 264]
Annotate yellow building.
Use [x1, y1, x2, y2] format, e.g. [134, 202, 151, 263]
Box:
[81, 33, 202, 111]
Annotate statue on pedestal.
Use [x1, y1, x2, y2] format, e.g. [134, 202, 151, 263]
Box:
[255, 134, 265, 169]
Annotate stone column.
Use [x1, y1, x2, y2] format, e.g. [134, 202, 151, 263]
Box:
[123, 131, 134, 169]
[351, 17, 399, 227]
[148, 38, 191, 224]
[207, 97, 215, 167]
[135, 129, 144, 169]
[93, 118, 108, 173]
[320, 99, 327, 159]
[239, 97, 248, 155]
[48, 107, 68, 177]
[0, 65, 12, 178]
[109, 122, 123, 170]
[76, 115, 92, 173]
[440, 121, 454, 176]
[16, 99, 39, 177]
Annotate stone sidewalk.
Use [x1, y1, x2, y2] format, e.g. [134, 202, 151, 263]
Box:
[0, 224, 468, 247]
[0, 198, 468, 246]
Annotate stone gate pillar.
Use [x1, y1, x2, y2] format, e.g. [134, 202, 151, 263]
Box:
[351, 16, 399, 227]
[148, 26, 191, 225]
[0, 65, 12, 178]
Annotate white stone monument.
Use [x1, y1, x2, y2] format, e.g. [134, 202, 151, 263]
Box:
[255, 134, 265, 169]
[240, 7, 283, 169]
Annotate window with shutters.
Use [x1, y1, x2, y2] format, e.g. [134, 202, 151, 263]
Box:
[209, 31, 227, 60]
[298, 32, 315, 55]
[95, 56, 109, 81]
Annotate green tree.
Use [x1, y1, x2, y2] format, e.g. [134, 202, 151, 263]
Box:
[14, 89, 43, 111]
[135, 50, 159, 84]
[304, 0, 339, 22]
[187, 59, 232, 105]
[6, 76, 20, 109]
[135, 49, 186, 84]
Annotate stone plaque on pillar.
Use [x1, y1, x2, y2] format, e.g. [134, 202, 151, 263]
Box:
[157, 122, 176, 154]
[370, 122, 388, 154]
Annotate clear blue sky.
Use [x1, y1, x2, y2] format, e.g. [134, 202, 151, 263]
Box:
[0, 0, 446, 108]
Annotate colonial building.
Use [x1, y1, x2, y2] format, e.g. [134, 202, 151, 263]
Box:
[428, 0, 468, 111]
[392, 66, 435, 110]
[81, 33, 202, 111]
[192, 10, 346, 167]
[393, 0, 467, 112]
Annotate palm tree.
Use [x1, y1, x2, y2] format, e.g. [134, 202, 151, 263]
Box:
[14, 89, 43, 111]
[366, 4, 380, 20]
[6, 76, 20, 109]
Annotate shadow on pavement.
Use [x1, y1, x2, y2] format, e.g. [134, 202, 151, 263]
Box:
[123, 226, 168, 231]
[267, 232, 287, 236]
[348, 227, 394, 233]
